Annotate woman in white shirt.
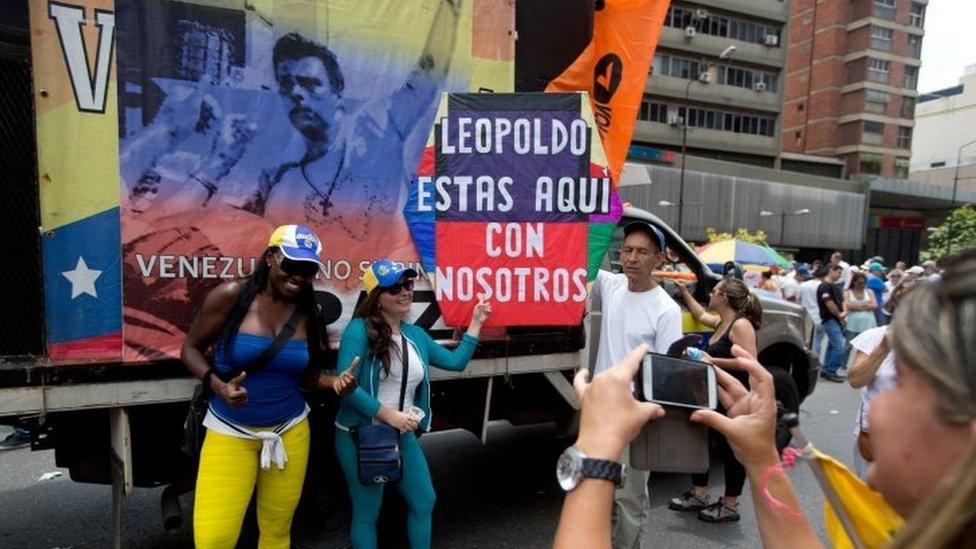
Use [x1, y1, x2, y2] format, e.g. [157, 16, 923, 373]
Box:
[847, 281, 917, 478]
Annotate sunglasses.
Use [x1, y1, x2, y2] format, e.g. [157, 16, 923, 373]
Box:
[276, 254, 319, 278]
[382, 278, 415, 294]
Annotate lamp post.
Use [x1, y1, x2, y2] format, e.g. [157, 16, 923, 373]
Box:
[677, 44, 736, 237]
[948, 138, 976, 256]
[760, 208, 811, 247]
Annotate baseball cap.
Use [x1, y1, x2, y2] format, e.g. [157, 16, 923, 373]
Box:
[268, 224, 325, 268]
[921, 260, 937, 268]
[906, 265, 925, 276]
[362, 259, 418, 294]
[868, 262, 885, 272]
[622, 221, 666, 252]
[795, 264, 812, 277]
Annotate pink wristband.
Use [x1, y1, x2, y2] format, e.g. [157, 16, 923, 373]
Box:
[758, 447, 804, 517]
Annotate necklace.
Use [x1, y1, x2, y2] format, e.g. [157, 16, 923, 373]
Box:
[300, 143, 346, 216]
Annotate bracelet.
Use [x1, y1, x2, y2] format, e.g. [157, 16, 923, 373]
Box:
[758, 447, 804, 517]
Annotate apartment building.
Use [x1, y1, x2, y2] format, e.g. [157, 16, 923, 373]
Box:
[782, 0, 926, 178]
[634, 0, 789, 167]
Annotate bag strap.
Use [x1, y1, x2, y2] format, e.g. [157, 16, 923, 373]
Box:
[398, 335, 409, 412]
[217, 307, 303, 382]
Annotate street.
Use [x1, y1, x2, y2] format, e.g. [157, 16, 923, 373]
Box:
[0, 378, 859, 548]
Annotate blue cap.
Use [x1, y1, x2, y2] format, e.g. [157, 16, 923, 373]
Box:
[869, 262, 886, 272]
[362, 259, 418, 293]
[623, 221, 667, 252]
[267, 224, 325, 268]
[796, 264, 812, 277]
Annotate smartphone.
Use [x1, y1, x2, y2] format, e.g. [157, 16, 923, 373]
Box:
[638, 353, 717, 410]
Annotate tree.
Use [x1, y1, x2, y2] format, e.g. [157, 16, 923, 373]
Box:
[705, 227, 768, 245]
[921, 204, 976, 263]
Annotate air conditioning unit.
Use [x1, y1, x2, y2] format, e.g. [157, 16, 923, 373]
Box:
[764, 34, 779, 47]
[694, 8, 709, 19]
[752, 81, 767, 92]
[685, 25, 697, 38]
[667, 111, 683, 126]
[698, 71, 711, 84]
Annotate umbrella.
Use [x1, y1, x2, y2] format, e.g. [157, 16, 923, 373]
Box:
[698, 239, 792, 272]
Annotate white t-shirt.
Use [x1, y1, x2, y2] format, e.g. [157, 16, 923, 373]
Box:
[780, 276, 799, 301]
[850, 327, 896, 434]
[838, 261, 852, 289]
[798, 279, 822, 324]
[375, 338, 424, 414]
[593, 271, 683, 375]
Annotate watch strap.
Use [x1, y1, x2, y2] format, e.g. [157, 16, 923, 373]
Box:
[581, 457, 624, 487]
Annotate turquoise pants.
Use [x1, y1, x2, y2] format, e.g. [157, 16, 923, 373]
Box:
[335, 429, 436, 548]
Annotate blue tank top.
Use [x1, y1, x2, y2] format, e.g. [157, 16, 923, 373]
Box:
[209, 333, 309, 427]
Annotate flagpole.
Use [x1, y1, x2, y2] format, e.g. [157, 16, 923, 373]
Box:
[784, 414, 865, 549]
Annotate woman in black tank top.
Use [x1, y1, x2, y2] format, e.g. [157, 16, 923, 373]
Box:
[668, 278, 763, 523]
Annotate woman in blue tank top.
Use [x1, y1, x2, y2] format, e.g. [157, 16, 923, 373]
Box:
[181, 224, 357, 548]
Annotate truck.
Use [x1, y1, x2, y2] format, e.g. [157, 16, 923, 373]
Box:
[0, 0, 818, 544]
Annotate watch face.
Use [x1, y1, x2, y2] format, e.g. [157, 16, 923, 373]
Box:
[556, 447, 583, 491]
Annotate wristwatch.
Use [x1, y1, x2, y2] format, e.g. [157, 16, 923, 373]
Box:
[556, 446, 625, 491]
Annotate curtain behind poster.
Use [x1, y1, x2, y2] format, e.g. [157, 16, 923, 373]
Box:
[115, 0, 514, 361]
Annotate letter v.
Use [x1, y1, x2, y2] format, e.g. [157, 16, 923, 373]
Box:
[48, 3, 115, 113]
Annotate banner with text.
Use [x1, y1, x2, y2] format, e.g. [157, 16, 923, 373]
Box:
[405, 93, 622, 326]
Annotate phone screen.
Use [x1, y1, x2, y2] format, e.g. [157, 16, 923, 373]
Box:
[643, 354, 713, 409]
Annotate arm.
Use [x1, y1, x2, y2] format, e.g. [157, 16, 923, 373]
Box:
[426, 297, 491, 372]
[677, 284, 720, 328]
[336, 321, 383, 418]
[554, 345, 665, 549]
[388, 0, 462, 137]
[690, 347, 822, 549]
[180, 281, 248, 405]
[847, 335, 890, 389]
[864, 291, 878, 312]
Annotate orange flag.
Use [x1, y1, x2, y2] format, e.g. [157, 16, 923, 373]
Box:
[546, 0, 671, 184]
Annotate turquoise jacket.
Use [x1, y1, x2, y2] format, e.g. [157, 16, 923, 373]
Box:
[335, 318, 479, 432]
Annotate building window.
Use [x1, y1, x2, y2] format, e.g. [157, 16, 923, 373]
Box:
[909, 3, 925, 28]
[636, 98, 776, 137]
[874, 0, 896, 20]
[894, 157, 910, 178]
[871, 27, 893, 51]
[652, 53, 703, 80]
[863, 120, 885, 145]
[907, 35, 922, 58]
[904, 65, 919, 89]
[665, 6, 782, 47]
[719, 65, 779, 91]
[865, 89, 889, 113]
[859, 153, 884, 174]
[867, 59, 890, 83]
[901, 96, 915, 119]
[898, 126, 913, 149]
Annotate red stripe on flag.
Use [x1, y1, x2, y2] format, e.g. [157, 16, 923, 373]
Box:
[49, 332, 124, 361]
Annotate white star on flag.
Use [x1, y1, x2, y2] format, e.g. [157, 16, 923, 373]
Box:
[62, 257, 103, 299]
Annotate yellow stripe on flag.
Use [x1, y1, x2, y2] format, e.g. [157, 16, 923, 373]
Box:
[815, 450, 904, 549]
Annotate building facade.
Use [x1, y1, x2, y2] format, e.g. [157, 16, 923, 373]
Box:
[634, 0, 789, 167]
[782, 0, 926, 178]
[909, 63, 976, 196]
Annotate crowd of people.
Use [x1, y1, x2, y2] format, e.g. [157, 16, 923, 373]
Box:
[179, 220, 970, 549]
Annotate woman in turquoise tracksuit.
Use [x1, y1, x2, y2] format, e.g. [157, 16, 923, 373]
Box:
[335, 259, 491, 548]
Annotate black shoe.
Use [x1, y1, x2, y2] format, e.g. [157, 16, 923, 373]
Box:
[0, 429, 30, 450]
[820, 372, 845, 383]
[698, 498, 741, 523]
[668, 490, 711, 512]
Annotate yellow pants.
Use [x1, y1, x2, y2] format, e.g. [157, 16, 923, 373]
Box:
[193, 419, 310, 549]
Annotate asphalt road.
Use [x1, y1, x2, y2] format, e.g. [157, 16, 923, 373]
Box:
[0, 378, 860, 548]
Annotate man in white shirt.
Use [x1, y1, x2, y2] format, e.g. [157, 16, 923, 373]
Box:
[830, 251, 851, 289]
[592, 221, 683, 549]
[797, 264, 825, 358]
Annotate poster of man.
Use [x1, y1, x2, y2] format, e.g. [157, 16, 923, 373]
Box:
[115, 0, 514, 360]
